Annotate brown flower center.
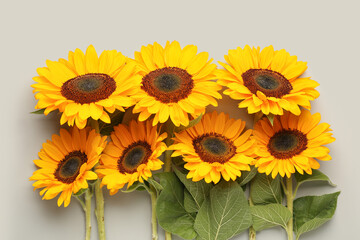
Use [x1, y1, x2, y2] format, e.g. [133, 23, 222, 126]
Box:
[118, 141, 153, 174]
[267, 129, 308, 159]
[242, 69, 292, 98]
[193, 133, 236, 163]
[141, 67, 194, 103]
[55, 151, 87, 183]
[61, 73, 116, 104]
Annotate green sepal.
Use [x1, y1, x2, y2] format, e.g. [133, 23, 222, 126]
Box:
[146, 177, 163, 195]
[266, 113, 274, 125]
[121, 181, 148, 193]
[30, 109, 45, 114]
[174, 114, 203, 133]
[73, 188, 88, 196]
[87, 179, 97, 186]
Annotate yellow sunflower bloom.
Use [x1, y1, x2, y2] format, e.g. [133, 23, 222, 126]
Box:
[169, 111, 256, 184]
[32, 45, 140, 129]
[253, 110, 335, 178]
[131, 41, 222, 127]
[96, 120, 167, 195]
[217, 45, 319, 115]
[30, 127, 107, 207]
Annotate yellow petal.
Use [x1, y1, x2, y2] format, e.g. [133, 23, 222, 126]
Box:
[85, 45, 99, 73]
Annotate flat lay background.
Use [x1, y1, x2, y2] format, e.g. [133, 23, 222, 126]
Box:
[1, 0, 359, 239]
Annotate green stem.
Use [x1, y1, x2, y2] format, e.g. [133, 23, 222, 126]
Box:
[90, 119, 106, 240]
[249, 227, 256, 240]
[249, 109, 259, 240]
[75, 195, 86, 212]
[75, 189, 92, 240]
[285, 176, 294, 240]
[163, 122, 174, 172]
[165, 232, 172, 240]
[293, 182, 300, 197]
[248, 189, 256, 240]
[95, 179, 106, 240]
[149, 185, 158, 240]
[163, 141, 173, 172]
[163, 121, 173, 240]
[281, 178, 288, 195]
[85, 188, 92, 240]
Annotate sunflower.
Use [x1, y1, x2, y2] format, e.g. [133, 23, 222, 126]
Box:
[32, 45, 140, 129]
[30, 127, 107, 207]
[96, 120, 167, 195]
[217, 45, 319, 116]
[169, 111, 256, 184]
[253, 110, 335, 178]
[131, 41, 222, 127]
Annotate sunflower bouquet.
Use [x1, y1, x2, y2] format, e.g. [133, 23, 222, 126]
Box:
[30, 42, 339, 240]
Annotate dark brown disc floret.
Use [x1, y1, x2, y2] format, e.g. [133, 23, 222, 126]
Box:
[267, 129, 308, 159]
[61, 73, 116, 104]
[118, 141, 153, 174]
[55, 151, 87, 183]
[193, 133, 236, 163]
[141, 67, 194, 103]
[242, 69, 292, 98]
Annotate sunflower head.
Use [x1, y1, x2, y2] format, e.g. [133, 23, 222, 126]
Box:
[96, 120, 167, 195]
[217, 45, 320, 116]
[132, 41, 222, 127]
[169, 111, 256, 184]
[29, 127, 107, 207]
[32, 45, 140, 129]
[253, 110, 335, 178]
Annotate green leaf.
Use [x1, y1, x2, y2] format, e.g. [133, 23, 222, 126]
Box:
[295, 169, 336, 187]
[237, 166, 258, 186]
[146, 177, 163, 195]
[121, 181, 147, 193]
[99, 110, 125, 135]
[293, 192, 340, 239]
[250, 173, 282, 205]
[156, 172, 197, 240]
[184, 189, 199, 213]
[194, 181, 252, 240]
[250, 203, 291, 231]
[30, 109, 45, 114]
[194, 200, 211, 240]
[174, 168, 212, 211]
[174, 114, 203, 133]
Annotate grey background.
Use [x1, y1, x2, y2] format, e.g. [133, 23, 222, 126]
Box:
[1, 0, 359, 239]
